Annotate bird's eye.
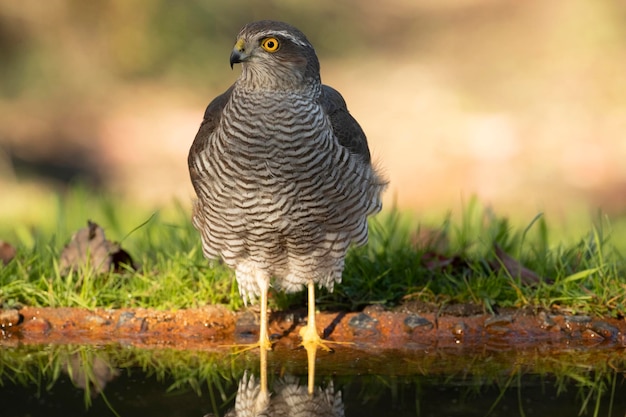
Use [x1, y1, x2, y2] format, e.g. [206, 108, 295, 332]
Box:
[261, 37, 280, 53]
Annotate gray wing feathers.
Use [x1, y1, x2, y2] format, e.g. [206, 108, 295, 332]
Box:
[188, 85, 234, 176]
[320, 85, 371, 164]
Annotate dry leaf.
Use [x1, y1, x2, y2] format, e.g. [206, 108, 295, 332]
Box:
[59, 221, 134, 275]
[0, 241, 16, 266]
[492, 244, 546, 285]
[63, 353, 119, 398]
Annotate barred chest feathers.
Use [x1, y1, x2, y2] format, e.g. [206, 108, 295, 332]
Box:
[191, 91, 371, 302]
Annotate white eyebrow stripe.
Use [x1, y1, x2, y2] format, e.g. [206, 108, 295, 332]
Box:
[256, 30, 309, 47]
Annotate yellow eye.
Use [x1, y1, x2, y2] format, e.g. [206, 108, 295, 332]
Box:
[261, 37, 280, 52]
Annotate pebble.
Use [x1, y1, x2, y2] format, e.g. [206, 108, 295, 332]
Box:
[563, 315, 593, 331]
[85, 315, 108, 326]
[116, 312, 136, 327]
[452, 322, 468, 337]
[0, 309, 21, 328]
[486, 325, 511, 336]
[582, 329, 603, 342]
[21, 317, 52, 334]
[591, 321, 620, 341]
[484, 315, 513, 327]
[348, 313, 378, 330]
[403, 314, 433, 331]
[117, 311, 135, 326]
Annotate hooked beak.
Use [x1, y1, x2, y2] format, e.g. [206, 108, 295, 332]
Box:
[229, 38, 247, 69]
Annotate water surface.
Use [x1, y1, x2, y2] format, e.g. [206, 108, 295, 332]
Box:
[1, 344, 625, 416]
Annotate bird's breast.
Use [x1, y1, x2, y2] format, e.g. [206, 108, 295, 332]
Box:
[216, 92, 331, 174]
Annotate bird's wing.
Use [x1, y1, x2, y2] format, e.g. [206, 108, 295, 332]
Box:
[188, 85, 234, 174]
[320, 85, 371, 164]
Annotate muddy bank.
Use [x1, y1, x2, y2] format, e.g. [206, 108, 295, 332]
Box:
[2, 305, 625, 352]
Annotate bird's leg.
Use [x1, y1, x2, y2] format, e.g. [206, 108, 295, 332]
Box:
[228, 277, 273, 353]
[299, 281, 332, 351]
[258, 277, 272, 351]
[259, 340, 268, 396]
[304, 337, 317, 395]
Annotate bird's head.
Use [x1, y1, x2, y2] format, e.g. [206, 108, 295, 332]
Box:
[229, 20, 321, 92]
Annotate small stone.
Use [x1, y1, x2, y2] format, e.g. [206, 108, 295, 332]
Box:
[348, 312, 380, 340]
[484, 315, 513, 327]
[21, 317, 52, 334]
[0, 309, 21, 328]
[452, 322, 467, 337]
[116, 311, 147, 333]
[486, 325, 511, 336]
[85, 315, 108, 326]
[403, 314, 433, 331]
[348, 313, 378, 330]
[591, 321, 620, 341]
[582, 329, 603, 342]
[564, 315, 592, 331]
[116, 312, 136, 327]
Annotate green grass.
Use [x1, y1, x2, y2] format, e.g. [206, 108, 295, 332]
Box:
[1, 188, 626, 317]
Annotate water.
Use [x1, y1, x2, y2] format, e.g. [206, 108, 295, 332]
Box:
[2, 343, 626, 416]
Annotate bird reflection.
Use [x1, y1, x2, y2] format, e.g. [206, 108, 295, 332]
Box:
[219, 347, 344, 417]
[224, 373, 344, 417]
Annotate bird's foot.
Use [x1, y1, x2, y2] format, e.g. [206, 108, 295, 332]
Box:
[224, 337, 273, 354]
[299, 323, 351, 352]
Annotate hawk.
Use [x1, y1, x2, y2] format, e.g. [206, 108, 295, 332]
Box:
[188, 20, 386, 351]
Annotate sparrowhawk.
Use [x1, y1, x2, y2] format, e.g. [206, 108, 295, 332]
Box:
[188, 20, 387, 351]
[223, 372, 344, 417]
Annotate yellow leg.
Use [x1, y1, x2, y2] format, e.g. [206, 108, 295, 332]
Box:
[258, 278, 272, 351]
[299, 281, 332, 351]
[259, 341, 268, 396]
[228, 279, 273, 353]
[304, 339, 317, 395]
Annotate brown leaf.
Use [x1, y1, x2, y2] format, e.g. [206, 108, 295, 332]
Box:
[0, 241, 16, 266]
[492, 244, 547, 285]
[59, 221, 134, 275]
[63, 353, 119, 398]
[412, 227, 473, 272]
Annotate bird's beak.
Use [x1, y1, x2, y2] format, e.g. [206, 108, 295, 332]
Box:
[230, 38, 247, 69]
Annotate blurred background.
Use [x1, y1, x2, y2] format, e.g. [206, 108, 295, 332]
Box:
[1, 0, 626, 233]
